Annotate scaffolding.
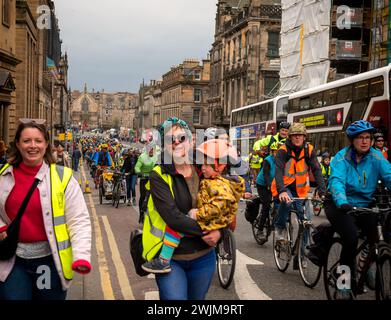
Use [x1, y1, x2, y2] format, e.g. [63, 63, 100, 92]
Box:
[370, 0, 391, 68]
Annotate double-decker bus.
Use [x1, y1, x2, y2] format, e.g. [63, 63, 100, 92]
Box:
[229, 95, 289, 151]
[286, 64, 391, 155]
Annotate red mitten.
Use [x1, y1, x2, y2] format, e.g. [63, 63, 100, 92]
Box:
[72, 260, 92, 274]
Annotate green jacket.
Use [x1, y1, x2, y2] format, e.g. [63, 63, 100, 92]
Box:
[134, 152, 158, 177]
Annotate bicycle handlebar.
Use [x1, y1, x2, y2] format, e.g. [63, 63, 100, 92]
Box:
[347, 207, 391, 216]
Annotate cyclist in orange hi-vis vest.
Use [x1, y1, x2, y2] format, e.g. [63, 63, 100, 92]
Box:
[271, 123, 326, 241]
[373, 132, 391, 163]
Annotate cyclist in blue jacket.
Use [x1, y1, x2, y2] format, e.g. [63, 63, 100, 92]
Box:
[324, 120, 391, 299]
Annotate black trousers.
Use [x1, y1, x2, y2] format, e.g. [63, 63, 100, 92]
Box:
[256, 184, 272, 230]
[324, 198, 378, 279]
[139, 178, 149, 222]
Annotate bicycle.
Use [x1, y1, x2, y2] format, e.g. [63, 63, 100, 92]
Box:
[252, 200, 277, 245]
[272, 197, 322, 288]
[323, 206, 391, 300]
[216, 228, 236, 289]
[111, 171, 127, 208]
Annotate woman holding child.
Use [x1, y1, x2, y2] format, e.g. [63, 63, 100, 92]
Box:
[141, 117, 243, 300]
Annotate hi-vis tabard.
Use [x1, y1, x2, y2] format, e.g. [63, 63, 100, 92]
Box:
[142, 165, 174, 261]
[0, 163, 74, 280]
[271, 144, 314, 198]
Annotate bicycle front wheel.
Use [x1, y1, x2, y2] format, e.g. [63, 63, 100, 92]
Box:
[272, 219, 292, 272]
[375, 244, 391, 300]
[216, 229, 236, 289]
[298, 223, 322, 288]
[323, 237, 343, 300]
[252, 214, 267, 245]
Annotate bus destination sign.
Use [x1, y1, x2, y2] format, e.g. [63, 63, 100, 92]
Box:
[293, 108, 344, 129]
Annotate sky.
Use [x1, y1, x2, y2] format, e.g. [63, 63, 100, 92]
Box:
[55, 0, 218, 93]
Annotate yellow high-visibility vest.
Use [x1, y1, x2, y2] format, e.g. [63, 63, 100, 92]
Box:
[50, 164, 74, 280]
[142, 165, 174, 261]
[0, 163, 74, 280]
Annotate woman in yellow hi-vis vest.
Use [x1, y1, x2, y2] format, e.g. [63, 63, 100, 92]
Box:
[142, 117, 221, 300]
[0, 119, 91, 300]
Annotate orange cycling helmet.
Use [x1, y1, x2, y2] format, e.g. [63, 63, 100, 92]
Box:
[196, 139, 236, 173]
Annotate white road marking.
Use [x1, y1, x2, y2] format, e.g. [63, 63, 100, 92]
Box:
[101, 215, 135, 300]
[81, 166, 115, 300]
[234, 250, 272, 300]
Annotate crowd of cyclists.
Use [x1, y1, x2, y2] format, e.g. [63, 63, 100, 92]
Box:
[1, 115, 388, 301]
[77, 118, 390, 300]
[74, 118, 391, 301]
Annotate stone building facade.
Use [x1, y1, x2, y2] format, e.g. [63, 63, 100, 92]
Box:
[159, 58, 211, 130]
[70, 85, 138, 132]
[15, 0, 38, 121]
[0, 0, 21, 144]
[209, 0, 281, 128]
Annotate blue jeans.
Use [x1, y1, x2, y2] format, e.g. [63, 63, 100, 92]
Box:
[274, 189, 306, 230]
[156, 249, 216, 300]
[0, 255, 67, 300]
[126, 174, 137, 199]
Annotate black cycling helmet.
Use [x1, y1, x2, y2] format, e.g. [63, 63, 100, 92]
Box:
[374, 132, 384, 141]
[321, 152, 330, 160]
[279, 122, 291, 130]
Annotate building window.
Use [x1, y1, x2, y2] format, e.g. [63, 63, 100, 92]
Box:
[245, 32, 250, 60]
[238, 35, 242, 61]
[193, 108, 201, 124]
[194, 88, 202, 102]
[2, 0, 10, 27]
[233, 39, 236, 64]
[264, 73, 279, 97]
[194, 72, 201, 80]
[267, 32, 279, 58]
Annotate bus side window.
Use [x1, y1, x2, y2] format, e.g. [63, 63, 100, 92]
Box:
[324, 89, 337, 106]
[310, 92, 323, 109]
[289, 98, 300, 113]
[300, 97, 310, 111]
[353, 80, 369, 101]
[337, 85, 352, 104]
[248, 107, 255, 124]
[369, 76, 384, 97]
[254, 105, 262, 123]
[266, 102, 273, 120]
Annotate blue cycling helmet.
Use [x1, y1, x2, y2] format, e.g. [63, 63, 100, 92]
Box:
[346, 120, 375, 138]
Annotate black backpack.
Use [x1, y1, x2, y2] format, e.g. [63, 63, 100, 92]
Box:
[129, 229, 149, 277]
[244, 197, 261, 224]
[307, 222, 335, 266]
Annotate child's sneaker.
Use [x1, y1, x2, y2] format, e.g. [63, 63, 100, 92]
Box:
[141, 258, 171, 274]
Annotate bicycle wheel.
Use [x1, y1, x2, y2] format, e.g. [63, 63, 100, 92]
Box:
[99, 185, 103, 204]
[272, 215, 293, 273]
[252, 214, 267, 245]
[312, 200, 322, 216]
[323, 237, 343, 300]
[122, 181, 127, 204]
[111, 183, 117, 206]
[298, 223, 322, 288]
[375, 244, 391, 300]
[216, 229, 236, 289]
[114, 183, 121, 208]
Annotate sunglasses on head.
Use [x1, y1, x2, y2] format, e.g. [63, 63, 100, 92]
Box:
[19, 118, 46, 125]
[165, 134, 188, 144]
